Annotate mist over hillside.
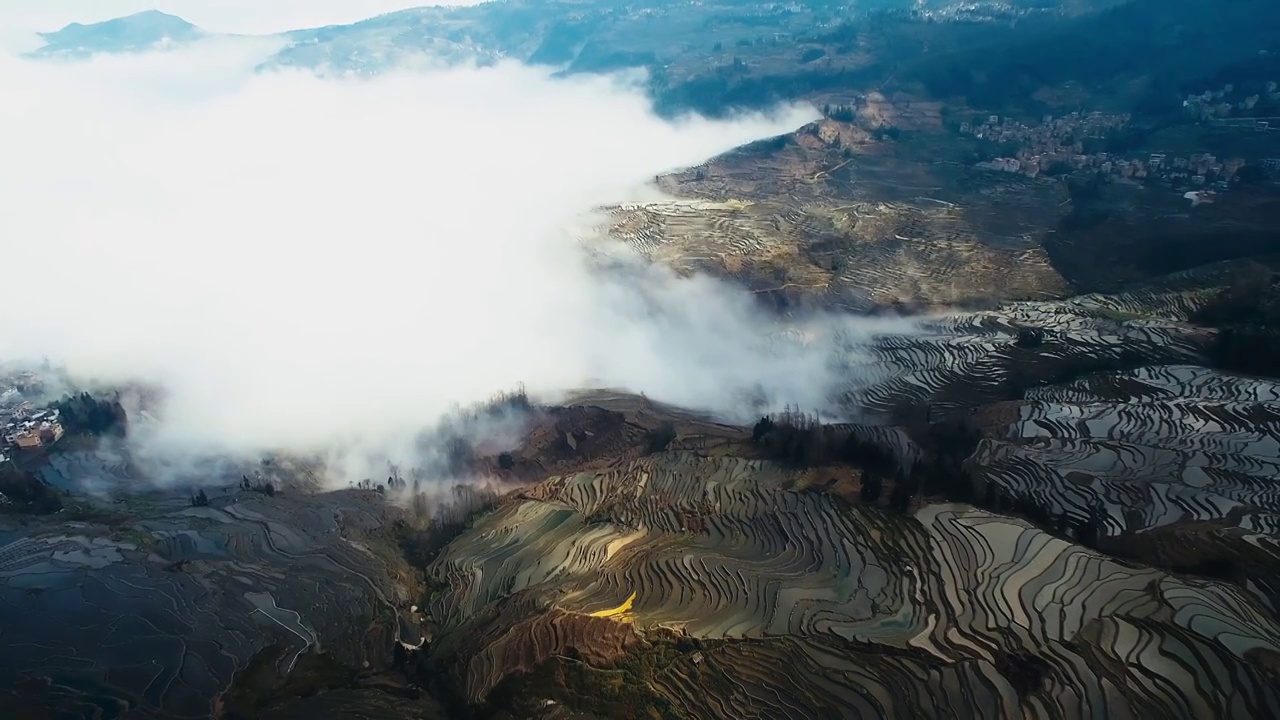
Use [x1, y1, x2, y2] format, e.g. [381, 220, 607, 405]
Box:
[0, 35, 884, 481]
[35, 0, 1276, 121]
[4, 3, 1280, 719]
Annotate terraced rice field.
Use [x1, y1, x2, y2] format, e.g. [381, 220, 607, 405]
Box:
[410, 253, 1280, 717]
[605, 195, 1069, 311]
[968, 363, 1280, 606]
[0, 476, 421, 718]
[822, 266, 1280, 613]
[607, 123, 1073, 311]
[424, 451, 1280, 717]
[817, 272, 1218, 421]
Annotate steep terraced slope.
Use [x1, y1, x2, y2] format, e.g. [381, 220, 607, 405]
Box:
[0, 468, 422, 719]
[967, 364, 1280, 608]
[827, 278, 1218, 420]
[606, 124, 1072, 312]
[419, 451, 1280, 718]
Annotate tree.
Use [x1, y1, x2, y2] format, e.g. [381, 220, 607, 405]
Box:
[1235, 163, 1268, 185]
[1048, 511, 1070, 536]
[859, 471, 882, 503]
[1015, 327, 1046, 348]
[192, 489, 209, 507]
[889, 474, 917, 514]
[873, 126, 901, 141]
[751, 417, 775, 443]
[647, 422, 678, 454]
[1075, 500, 1106, 548]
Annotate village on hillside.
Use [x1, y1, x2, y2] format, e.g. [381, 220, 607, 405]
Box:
[959, 111, 1261, 193]
[0, 371, 64, 465]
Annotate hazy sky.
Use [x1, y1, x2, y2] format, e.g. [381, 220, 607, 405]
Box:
[0, 32, 850, 474]
[1, 1, 482, 51]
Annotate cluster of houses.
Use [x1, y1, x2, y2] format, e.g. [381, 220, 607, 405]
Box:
[960, 112, 1254, 193]
[962, 111, 1131, 152]
[1144, 152, 1248, 192]
[1183, 81, 1280, 126]
[909, 2, 1048, 23]
[0, 375, 63, 464]
[1, 406, 64, 456]
[961, 111, 1132, 177]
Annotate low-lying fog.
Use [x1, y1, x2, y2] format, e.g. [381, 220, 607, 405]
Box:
[0, 28, 898, 485]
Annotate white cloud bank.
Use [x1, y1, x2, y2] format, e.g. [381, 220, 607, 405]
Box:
[1, 38, 878, 476]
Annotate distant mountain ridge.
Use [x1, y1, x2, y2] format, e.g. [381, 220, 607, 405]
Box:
[29, 0, 1278, 120]
[33, 10, 205, 57]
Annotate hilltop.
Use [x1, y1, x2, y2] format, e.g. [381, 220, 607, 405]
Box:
[33, 10, 204, 57]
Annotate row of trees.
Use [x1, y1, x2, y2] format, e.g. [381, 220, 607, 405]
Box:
[750, 409, 896, 473]
[749, 409, 1113, 547]
[419, 385, 536, 478]
[191, 474, 280, 507]
[1192, 270, 1280, 378]
[821, 103, 857, 122]
[54, 392, 127, 437]
[395, 483, 501, 569]
[239, 475, 275, 496]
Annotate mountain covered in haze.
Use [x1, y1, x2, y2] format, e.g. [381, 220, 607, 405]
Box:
[30, 0, 1280, 120]
[33, 10, 204, 58]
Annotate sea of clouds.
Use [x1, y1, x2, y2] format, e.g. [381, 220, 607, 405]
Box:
[0, 8, 898, 485]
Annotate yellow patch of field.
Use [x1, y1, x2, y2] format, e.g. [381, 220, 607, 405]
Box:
[589, 591, 638, 619]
